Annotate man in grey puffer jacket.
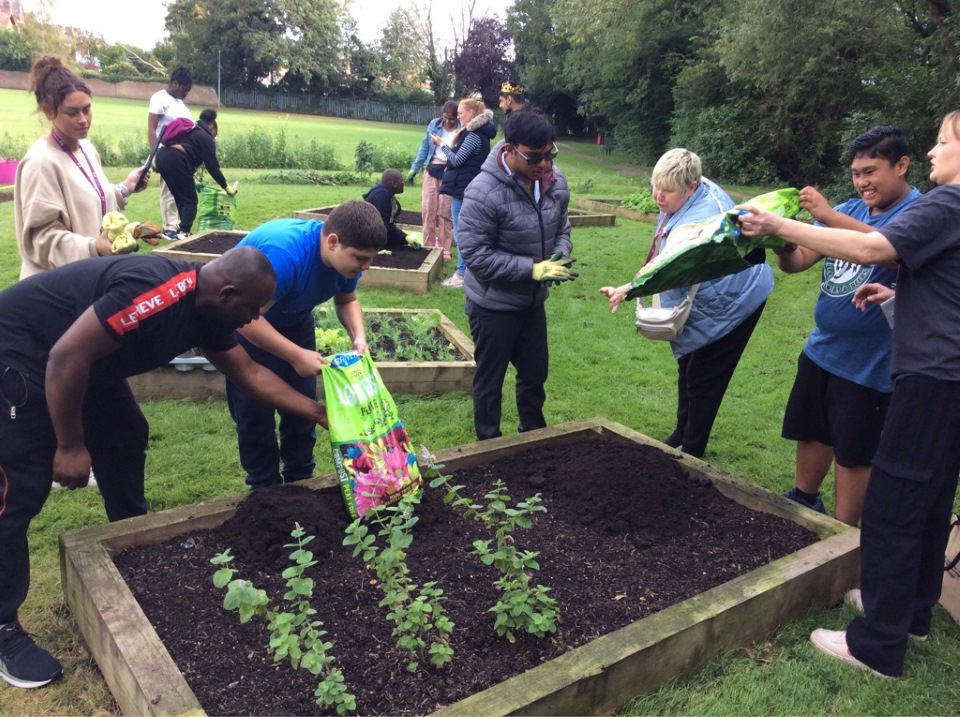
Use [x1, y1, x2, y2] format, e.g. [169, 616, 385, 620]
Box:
[458, 107, 578, 440]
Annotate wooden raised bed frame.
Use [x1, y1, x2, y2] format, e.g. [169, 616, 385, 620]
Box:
[59, 418, 859, 717]
[152, 227, 444, 295]
[127, 308, 476, 400]
[576, 198, 659, 223]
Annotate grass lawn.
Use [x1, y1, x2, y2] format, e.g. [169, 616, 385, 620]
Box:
[1, 101, 959, 716]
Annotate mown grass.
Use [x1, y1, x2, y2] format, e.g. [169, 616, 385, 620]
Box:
[1, 100, 959, 716]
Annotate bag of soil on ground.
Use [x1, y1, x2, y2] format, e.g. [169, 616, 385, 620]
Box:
[195, 181, 236, 231]
[322, 351, 422, 519]
[625, 188, 800, 300]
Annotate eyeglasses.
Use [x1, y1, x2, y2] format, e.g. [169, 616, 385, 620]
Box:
[512, 144, 560, 165]
[442, 115, 457, 122]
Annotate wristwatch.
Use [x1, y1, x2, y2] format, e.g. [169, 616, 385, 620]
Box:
[116, 183, 131, 198]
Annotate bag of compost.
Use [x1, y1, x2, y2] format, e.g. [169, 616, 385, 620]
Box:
[195, 182, 236, 231]
[322, 351, 422, 519]
[625, 188, 800, 300]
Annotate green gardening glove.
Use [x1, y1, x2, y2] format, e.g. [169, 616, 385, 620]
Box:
[532, 252, 579, 283]
[406, 171, 416, 186]
[405, 230, 423, 249]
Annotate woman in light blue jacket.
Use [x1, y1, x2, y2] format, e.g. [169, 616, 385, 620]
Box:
[602, 148, 773, 457]
[407, 102, 459, 256]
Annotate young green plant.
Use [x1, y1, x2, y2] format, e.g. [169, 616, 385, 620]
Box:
[426, 452, 559, 643]
[342, 489, 454, 672]
[211, 523, 357, 714]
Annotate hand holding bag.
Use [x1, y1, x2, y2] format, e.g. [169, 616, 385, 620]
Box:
[635, 283, 700, 341]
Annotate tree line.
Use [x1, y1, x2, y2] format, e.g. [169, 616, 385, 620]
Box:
[5, 0, 959, 190]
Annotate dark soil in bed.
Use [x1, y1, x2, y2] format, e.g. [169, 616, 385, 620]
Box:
[177, 232, 431, 270]
[114, 438, 817, 716]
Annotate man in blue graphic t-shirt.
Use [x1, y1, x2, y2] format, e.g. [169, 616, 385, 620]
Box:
[775, 125, 920, 525]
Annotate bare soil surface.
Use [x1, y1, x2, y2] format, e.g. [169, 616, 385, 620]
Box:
[114, 438, 816, 716]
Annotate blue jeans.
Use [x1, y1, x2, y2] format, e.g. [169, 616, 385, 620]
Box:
[226, 315, 317, 489]
[451, 196, 466, 276]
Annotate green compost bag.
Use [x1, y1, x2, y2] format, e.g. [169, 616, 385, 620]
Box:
[322, 351, 422, 520]
[625, 188, 800, 300]
[195, 182, 236, 231]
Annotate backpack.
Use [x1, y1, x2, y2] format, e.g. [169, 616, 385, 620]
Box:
[161, 117, 197, 145]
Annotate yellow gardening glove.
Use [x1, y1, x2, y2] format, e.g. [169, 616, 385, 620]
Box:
[531, 252, 578, 283]
[102, 212, 138, 254]
[224, 181, 239, 197]
[405, 231, 423, 249]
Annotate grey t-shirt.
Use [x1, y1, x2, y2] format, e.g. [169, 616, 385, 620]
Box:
[881, 184, 960, 381]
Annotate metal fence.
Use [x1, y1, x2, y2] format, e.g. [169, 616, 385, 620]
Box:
[220, 88, 440, 125]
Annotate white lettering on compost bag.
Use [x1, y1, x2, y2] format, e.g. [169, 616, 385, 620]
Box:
[335, 374, 381, 406]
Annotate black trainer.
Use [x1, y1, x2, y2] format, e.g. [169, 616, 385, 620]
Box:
[0, 621, 63, 688]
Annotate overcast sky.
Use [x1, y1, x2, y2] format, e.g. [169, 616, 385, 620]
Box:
[23, 0, 511, 50]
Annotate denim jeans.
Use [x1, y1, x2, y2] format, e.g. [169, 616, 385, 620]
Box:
[451, 196, 466, 276]
[226, 315, 318, 489]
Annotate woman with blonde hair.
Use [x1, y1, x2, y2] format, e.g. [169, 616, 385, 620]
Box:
[14, 56, 150, 279]
[600, 148, 773, 457]
[438, 97, 497, 287]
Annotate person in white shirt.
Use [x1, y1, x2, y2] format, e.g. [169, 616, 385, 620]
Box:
[147, 67, 193, 239]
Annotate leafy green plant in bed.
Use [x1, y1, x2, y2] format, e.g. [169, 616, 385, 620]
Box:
[621, 188, 659, 214]
[211, 523, 356, 714]
[343, 489, 455, 672]
[314, 311, 459, 361]
[428, 456, 558, 643]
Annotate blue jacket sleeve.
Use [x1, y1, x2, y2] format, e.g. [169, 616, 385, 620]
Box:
[410, 119, 438, 175]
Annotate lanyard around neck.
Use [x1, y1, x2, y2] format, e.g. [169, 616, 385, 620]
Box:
[51, 129, 106, 216]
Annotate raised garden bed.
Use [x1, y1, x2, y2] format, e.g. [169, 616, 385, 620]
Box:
[148, 229, 249, 263]
[59, 419, 859, 716]
[576, 198, 659, 222]
[295, 205, 616, 229]
[126, 308, 475, 400]
[152, 227, 443, 294]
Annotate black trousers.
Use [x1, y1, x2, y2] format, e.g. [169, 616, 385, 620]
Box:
[846, 378, 960, 677]
[0, 366, 148, 623]
[467, 301, 548, 441]
[665, 302, 765, 457]
[155, 147, 199, 234]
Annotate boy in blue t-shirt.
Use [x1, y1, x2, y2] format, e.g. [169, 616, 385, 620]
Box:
[775, 125, 920, 525]
[229, 200, 386, 490]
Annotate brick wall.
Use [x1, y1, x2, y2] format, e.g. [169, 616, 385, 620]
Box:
[0, 70, 219, 106]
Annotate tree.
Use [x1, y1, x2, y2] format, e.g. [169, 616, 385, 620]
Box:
[452, 16, 513, 106]
[165, 0, 348, 90]
[708, 0, 933, 185]
[419, 0, 454, 104]
[378, 6, 428, 88]
[508, 0, 585, 135]
[341, 32, 382, 97]
[551, 0, 715, 160]
[0, 29, 33, 71]
[276, 0, 349, 92]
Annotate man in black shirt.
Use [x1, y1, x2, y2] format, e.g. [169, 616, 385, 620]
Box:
[0, 247, 326, 690]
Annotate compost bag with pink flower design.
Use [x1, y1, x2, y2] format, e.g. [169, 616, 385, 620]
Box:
[322, 351, 422, 519]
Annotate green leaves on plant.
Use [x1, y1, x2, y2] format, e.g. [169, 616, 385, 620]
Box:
[343, 489, 455, 671]
[210, 523, 356, 713]
[433, 475, 560, 642]
[314, 311, 460, 361]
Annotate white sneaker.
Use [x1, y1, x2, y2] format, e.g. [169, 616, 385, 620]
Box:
[844, 589, 928, 641]
[809, 628, 894, 678]
[441, 274, 464, 288]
